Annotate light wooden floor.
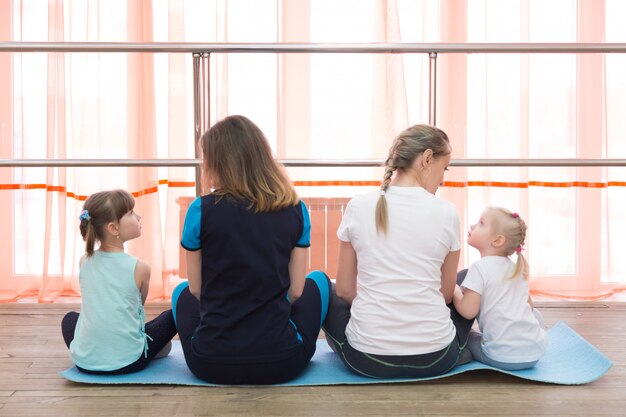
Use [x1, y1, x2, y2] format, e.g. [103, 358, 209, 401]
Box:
[0, 302, 624, 417]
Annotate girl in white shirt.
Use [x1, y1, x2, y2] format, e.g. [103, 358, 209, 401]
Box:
[453, 207, 547, 371]
[322, 124, 475, 378]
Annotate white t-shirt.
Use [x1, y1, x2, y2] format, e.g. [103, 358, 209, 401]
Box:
[461, 256, 547, 363]
[338, 186, 460, 355]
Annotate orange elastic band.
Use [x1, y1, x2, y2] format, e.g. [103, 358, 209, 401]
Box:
[0, 180, 625, 200]
[0, 180, 195, 201]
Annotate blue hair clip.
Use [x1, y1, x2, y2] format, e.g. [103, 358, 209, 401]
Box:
[79, 209, 91, 222]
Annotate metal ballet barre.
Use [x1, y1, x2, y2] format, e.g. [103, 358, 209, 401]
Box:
[2, 41, 624, 194]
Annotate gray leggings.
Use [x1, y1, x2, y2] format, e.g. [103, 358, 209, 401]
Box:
[322, 282, 475, 379]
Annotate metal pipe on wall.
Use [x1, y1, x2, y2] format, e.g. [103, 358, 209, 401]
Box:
[3, 42, 626, 54]
[3, 41, 626, 190]
[2, 158, 626, 168]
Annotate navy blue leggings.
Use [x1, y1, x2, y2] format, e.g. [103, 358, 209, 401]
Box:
[171, 270, 331, 385]
[61, 309, 177, 375]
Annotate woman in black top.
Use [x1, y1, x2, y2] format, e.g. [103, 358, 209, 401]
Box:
[172, 115, 330, 385]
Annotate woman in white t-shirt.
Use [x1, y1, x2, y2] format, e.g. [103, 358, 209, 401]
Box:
[322, 125, 475, 378]
[453, 207, 547, 371]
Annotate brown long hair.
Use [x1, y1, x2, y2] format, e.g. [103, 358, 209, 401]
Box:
[375, 124, 451, 235]
[79, 189, 135, 257]
[200, 115, 299, 212]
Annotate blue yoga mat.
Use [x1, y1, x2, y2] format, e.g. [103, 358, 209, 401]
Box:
[60, 321, 611, 386]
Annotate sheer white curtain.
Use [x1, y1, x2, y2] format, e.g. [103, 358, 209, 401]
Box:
[438, 0, 626, 298]
[1, 0, 625, 302]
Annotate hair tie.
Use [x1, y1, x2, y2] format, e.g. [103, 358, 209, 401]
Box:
[79, 210, 91, 222]
[512, 212, 519, 218]
[516, 245, 524, 253]
[380, 190, 386, 196]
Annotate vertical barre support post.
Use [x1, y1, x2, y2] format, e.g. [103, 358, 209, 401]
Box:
[192, 52, 211, 197]
[428, 52, 438, 126]
[201, 52, 210, 196]
[192, 52, 202, 197]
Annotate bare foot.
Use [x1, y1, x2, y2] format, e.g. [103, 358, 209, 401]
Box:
[154, 341, 172, 359]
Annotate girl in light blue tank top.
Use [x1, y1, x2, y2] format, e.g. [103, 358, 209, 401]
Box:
[61, 189, 177, 375]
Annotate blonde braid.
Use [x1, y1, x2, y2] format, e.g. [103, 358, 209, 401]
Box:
[374, 124, 450, 236]
[375, 164, 396, 235]
[381, 163, 394, 193]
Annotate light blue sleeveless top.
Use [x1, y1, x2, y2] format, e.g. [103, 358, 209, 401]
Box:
[70, 250, 148, 371]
